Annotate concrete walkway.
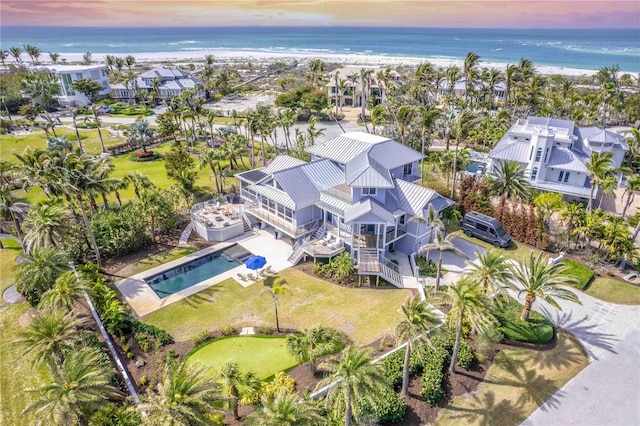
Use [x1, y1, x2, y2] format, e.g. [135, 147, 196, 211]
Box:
[522, 292, 640, 426]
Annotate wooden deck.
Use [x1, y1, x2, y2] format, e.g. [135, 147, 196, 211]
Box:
[303, 240, 345, 258]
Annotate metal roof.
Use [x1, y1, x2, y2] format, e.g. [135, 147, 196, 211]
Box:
[298, 159, 344, 190]
[587, 129, 626, 144]
[247, 185, 296, 209]
[273, 168, 319, 209]
[345, 152, 394, 188]
[394, 179, 453, 216]
[546, 147, 589, 173]
[489, 137, 530, 164]
[368, 141, 424, 170]
[344, 198, 396, 225]
[236, 169, 267, 183]
[317, 193, 350, 216]
[527, 116, 575, 133]
[263, 155, 306, 174]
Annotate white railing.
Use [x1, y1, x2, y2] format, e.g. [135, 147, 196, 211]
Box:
[379, 262, 403, 287]
[410, 253, 426, 301]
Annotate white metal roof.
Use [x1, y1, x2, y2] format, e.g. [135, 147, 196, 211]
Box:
[394, 179, 453, 216]
[489, 137, 530, 164]
[546, 147, 589, 173]
[263, 155, 306, 174]
[247, 185, 296, 209]
[317, 193, 350, 216]
[273, 168, 319, 209]
[344, 198, 396, 225]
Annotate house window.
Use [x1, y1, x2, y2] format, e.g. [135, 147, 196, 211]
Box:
[403, 163, 413, 176]
[75, 73, 83, 80]
[543, 148, 549, 163]
[563, 172, 570, 183]
[61, 74, 75, 95]
[534, 148, 542, 162]
[558, 171, 570, 183]
[531, 168, 538, 181]
[361, 188, 377, 196]
[399, 215, 405, 225]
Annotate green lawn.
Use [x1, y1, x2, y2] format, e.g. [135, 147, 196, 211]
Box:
[559, 259, 594, 290]
[0, 238, 22, 299]
[455, 231, 546, 262]
[143, 268, 412, 345]
[494, 297, 554, 344]
[128, 247, 198, 276]
[585, 277, 640, 305]
[187, 336, 298, 380]
[436, 332, 589, 426]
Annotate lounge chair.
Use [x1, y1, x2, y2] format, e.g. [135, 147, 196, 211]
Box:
[331, 238, 342, 249]
[246, 273, 257, 281]
[321, 234, 334, 246]
[237, 273, 247, 281]
[259, 269, 270, 277]
[265, 265, 275, 274]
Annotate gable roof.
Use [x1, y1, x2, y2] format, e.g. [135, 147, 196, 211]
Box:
[344, 198, 396, 225]
[394, 179, 454, 216]
[263, 155, 306, 174]
[546, 147, 589, 173]
[489, 137, 530, 164]
[247, 184, 296, 209]
[345, 152, 393, 188]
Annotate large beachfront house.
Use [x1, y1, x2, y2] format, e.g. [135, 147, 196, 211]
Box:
[437, 77, 507, 104]
[326, 66, 403, 109]
[111, 66, 205, 104]
[32, 64, 111, 106]
[236, 132, 453, 287]
[488, 116, 628, 199]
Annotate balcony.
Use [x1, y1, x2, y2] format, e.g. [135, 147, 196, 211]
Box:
[245, 206, 318, 237]
[532, 179, 591, 198]
[322, 186, 352, 204]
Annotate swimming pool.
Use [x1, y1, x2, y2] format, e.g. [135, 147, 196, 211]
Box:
[145, 244, 253, 298]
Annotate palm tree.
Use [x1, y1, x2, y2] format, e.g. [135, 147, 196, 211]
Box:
[586, 151, 615, 214]
[262, 277, 288, 332]
[124, 55, 136, 72]
[287, 325, 342, 375]
[24, 348, 122, 425]
[16, 311, 80, 366]
[410, 204, 443, 262]
[318, 345, 389, 426]
[0, 184, 29, 248]
[198, 148, 224, 195]
[417, 229, 466, 292]
[9, 46, 23, 64]
[38, 270, 90, 313]
[463, 52, 480, 105]
[127, 118, 155, 153]
[124, 171, 154, 201]
[510, 252, 581, 322]
[359, 68, 374, 130]
[65, 106, 84, 153]
[558, 202, 586, 250]
[15, 248, 69, 306]
[625, 128, 639, 168]
[24, 44, 42, 64]
[436, 278, 494, 374]
[140, 360, 225, 425]
[22, 202, 71, 254]
[216, 362, 261, 420]
[488, 159, 531, 215]
[464, 248, 511, 296]
[597, 174, 618, 209]
[395, 296, 442, 397]
[245, 389, 324, 426]
[0, 49, 8, 67]
[622, 174, 640, 217]
[485, 68, 503, 111]
[89, 104, 107, 153]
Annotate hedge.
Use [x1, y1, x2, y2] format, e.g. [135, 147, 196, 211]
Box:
[560, 259, 594, 290]
[356, 385, 406, 424]
[494, 296, 554, 344]
[420, 345, 449, 406]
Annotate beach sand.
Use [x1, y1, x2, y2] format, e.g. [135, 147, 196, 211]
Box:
[32, 50, 601, 77]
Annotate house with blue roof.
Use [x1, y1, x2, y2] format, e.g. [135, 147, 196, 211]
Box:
[488, 117, 628, 199]
[235, 132, 454, 287]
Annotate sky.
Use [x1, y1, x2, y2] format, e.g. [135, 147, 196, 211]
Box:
[2, 0, 639, 29]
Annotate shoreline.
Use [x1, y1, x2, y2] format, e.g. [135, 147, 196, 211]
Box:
[22, 50, 610, 77]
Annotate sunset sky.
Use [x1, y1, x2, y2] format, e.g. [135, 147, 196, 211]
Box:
[2, 0, 639, 29]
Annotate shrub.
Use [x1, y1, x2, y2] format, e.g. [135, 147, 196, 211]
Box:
[261, 372, 296, 399]
[560, 259, 594, 290]
[127, 318, 174, 346]
[220, 325, 236, 336]
[357, 385, 406, 424]
[134, 332, 156, 352]
[381, 350, 404, 387]
[456, 340, 475, 370]
[139, 375, 148, 386]
[91, 205, 152, 257]
[130, 151, 162, 162]
[192, 330, 212, 346]
[494, 296, 554, 344]
[420, 345, 448, 406]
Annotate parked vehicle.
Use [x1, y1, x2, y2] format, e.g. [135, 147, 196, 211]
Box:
[460, 211, 512, 248]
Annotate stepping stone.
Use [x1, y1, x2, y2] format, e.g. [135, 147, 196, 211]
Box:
[2, 285, 22, 305]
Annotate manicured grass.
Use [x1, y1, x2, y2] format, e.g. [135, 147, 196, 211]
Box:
[585, 277, 640, 305]
[142, 268, 412, 344]
[0, 238, 22, 299]
[494, 297, 554, 344]
[455, 231, 546, 262]
[129, 247, 198, 276]
[559, 259, 594, 290]
[436, 332, 589, 426]
[187, 335, 298, 380]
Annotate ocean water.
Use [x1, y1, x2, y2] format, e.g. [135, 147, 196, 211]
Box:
[2, 26, 639, 72]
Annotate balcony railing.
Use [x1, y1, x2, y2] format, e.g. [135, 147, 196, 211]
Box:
[246, 205, 320, 237]
[533, 180, 591, 197]
[321, 187, 352, 204]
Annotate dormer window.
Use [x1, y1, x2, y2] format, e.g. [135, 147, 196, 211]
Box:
[362, 188, 377, 196]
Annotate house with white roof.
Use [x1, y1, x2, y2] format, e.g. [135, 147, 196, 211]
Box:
[488, 116, 628, 199]
[111, 66, 204, 104]
[326, 66, 403, 108]
[32, 64, 111, 106]
[235, 132, 453, 287]
[437, 77, 506, 103]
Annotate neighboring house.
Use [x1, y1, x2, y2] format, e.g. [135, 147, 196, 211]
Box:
[236, 132, 453, 287]
[488, 116, 628, 199]
[32, 64, 111, 106]
[111, 66, 205, 104]
[437, 77, 506, 103]
[326, 66, 403, 108]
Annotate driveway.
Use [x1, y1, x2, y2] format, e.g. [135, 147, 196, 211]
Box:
[426, 236, 485, 273]
[521, 290, 640, 425]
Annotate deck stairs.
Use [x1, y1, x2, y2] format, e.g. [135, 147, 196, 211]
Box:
[240, 212, 252, 233]
[357, 249, 403, 287]
[287, 235, 311, 265]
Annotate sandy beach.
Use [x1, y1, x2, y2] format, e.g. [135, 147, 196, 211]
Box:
[36, 49, 602, 77]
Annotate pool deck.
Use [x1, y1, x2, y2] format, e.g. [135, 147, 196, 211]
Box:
[116, 228, 294, 317]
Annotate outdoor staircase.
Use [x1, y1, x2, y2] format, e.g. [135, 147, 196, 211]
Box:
[311, 224, 326, 241]
[240, 212, 252, 233]
[357, 249, 403, 288]
[287, 236, 310, 265]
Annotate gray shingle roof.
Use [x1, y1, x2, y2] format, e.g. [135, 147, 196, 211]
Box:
[546, 147, 589, 173]
[263, 155, 306, 174]
[344, 198, 396, 225]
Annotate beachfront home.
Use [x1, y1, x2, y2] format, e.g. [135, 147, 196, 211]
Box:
[31, 64, 111, 106]
[487, 116, 628, 200]
[437, 77, 506, 104]
[235, 132, 454, 287]
[111, 66, 204, 104]
[326, 66, 403, 109]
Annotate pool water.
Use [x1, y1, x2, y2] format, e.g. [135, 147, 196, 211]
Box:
[145, 244, 253, 298]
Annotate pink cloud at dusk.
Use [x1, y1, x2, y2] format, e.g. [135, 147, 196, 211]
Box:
[1, 0, 639, 29]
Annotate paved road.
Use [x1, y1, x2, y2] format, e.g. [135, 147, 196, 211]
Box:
[521, 290, 640, 426]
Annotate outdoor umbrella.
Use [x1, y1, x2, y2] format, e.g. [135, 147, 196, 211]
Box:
[245, 255, 267, 271]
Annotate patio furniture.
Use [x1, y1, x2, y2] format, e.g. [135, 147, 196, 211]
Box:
[246, 273, 257, 281]
[259, 269, 270, 277]
[237, 273, 247, 281]
[265, 265, 275, 274]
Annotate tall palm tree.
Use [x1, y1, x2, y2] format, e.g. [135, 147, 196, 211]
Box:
[124, 171, 154, 201]
[15, 247, 69, 306]
[359, 68, 374, 130]
[22, 202, 71, 254]
[262, 277, 288, 332]
[395, 296, 442, 397]
[16, 311, 80, 366]
[622, 174, 640, 217]
[38, 270, 91, 313]
[417, 229, 466, 292]
[558, 202, 586, 250]
[463, 52, 480, 105]
[510, 252, 580, 322]
[65, 106, 84, 153]
[0, 183, 29, 248]
[140, 360, 225, 425]
[24, 44, 42, 64]
[597, 174, 618, 209]
[24, 348, 122, 425]
[127, 118, 155, 153]
[0, 49, 8, 67]
[216, 362, 261, 420]
[245, 389, 324, 426]
[436, 278, 494, 374]
[464, 248, 511, 295]
[198, 148, 224, 195]
[318, 345, 389, 426]
[89, 104, 107, 153]
[488, 159, 531, 214]
[586, 151, 615, 214]
[485, 68, 503, 111]
[9, 46, 23, 64]
[287, 325, 342, 375]
[410, 204, 443, 262]
[625, 127, 640, 168]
